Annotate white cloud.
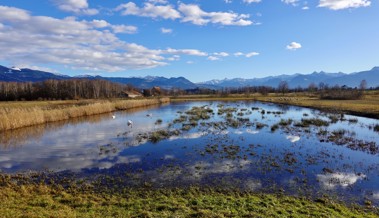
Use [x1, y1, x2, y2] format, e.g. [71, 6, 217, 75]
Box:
[53, 0, 98, 15]
[111, 24, 138, 34]
[213, 52, 229, 57]
[233, 52, 259, 57]
[178, 3, 253, 26]
[0, 6, 208, 72]
[318, 0, 371, 10]
[186, 61, 194, 64]
[208, 56, 220, 61]
[167, 55, 180, 61]
[302, 6, 310, 10]
[0, 5, 30, 21]
[286, 42, 302, 50]
[225, 0, 233, 3]
[244, 0, 262, 4]
[115, 2, 181, 20]
[245, 52, 259, 57]
[161, 27, 173, 34]
[148, 0, 169, 4]
[164, 48, 208, 56]
[115, 2, 253, 26]
[91, 19, 109, 28]
[282, 0, 300, 6]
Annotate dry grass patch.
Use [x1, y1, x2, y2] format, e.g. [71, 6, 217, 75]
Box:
[0, 98, 169, 131]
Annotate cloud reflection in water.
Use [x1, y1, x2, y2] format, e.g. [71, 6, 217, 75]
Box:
[317, 173, 366, 189]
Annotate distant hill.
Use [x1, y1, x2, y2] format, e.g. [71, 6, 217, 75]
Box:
[106, 76, 197, 90]
[0, 65, 378, 89]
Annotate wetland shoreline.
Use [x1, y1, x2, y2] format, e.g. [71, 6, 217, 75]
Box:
[1, 91, 378, 132]
[171, 92, 379, 119]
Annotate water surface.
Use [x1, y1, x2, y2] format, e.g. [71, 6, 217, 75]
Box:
[0, 101, 378, 205]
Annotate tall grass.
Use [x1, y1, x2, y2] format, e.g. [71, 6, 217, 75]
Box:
[0, 98, 169, 132]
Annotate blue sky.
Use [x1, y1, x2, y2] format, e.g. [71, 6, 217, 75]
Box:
[0, 0, 377, 82]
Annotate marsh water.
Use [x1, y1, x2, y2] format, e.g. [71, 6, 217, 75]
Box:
[0, 101, 378, 205]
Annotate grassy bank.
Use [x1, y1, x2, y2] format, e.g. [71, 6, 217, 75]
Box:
[0, 182, 377, 218]
[0, 98, 169, 132]
[171, 91, 379, 119]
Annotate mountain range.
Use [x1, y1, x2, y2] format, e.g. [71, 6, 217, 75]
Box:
[0, 65, 378, 89]
[199, 67, 379, 89]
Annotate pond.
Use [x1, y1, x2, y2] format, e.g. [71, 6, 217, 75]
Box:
[0, 101, 378, 205]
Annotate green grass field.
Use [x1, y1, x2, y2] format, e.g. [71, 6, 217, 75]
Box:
[0, 182, 377, 218]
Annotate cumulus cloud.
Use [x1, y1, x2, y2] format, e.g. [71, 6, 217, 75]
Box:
[148, 0, 169, 4]
[207, 56, 220, 61]
[53, 0, 98, 15]
[115, 2, 181, 20]
[245, 52, 260, 57]
[286, 42, 302, 50]
[244, 0, 262, 4]
[115, 2, 254, 26]
[233, 52, 259, 57]
[164, 48, 208, 56]
[90, 19, 109, 28]
[178, 3, 253, 26]
[111, 24, 138, 34]
[282, 0, 300, 6]
[167, 55, 180, 61]
[318, 0, 371, 10]
[213, 52, 229, 57]
[0, 5, 208, 72]
[161, 27, 173, 34]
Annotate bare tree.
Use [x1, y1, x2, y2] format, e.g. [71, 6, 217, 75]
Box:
[0, 79, 133, 101]
[308, 82, 317, 92]
[278, 81, 289, 95]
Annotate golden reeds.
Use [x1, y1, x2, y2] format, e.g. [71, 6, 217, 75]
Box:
[0, 98, 170, 132]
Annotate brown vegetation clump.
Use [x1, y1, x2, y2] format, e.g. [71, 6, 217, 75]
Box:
[0, 98, 169, 132]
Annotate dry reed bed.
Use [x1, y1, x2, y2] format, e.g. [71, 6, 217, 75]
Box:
[0, 98, 169, 132]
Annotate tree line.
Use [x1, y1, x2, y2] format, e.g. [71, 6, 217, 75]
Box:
[0, 79, 134, 101]
[180, 80, 374, 100]
[0, 78, 375, 101]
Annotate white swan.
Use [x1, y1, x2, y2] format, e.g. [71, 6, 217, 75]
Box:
[127, 120, 133, 127]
